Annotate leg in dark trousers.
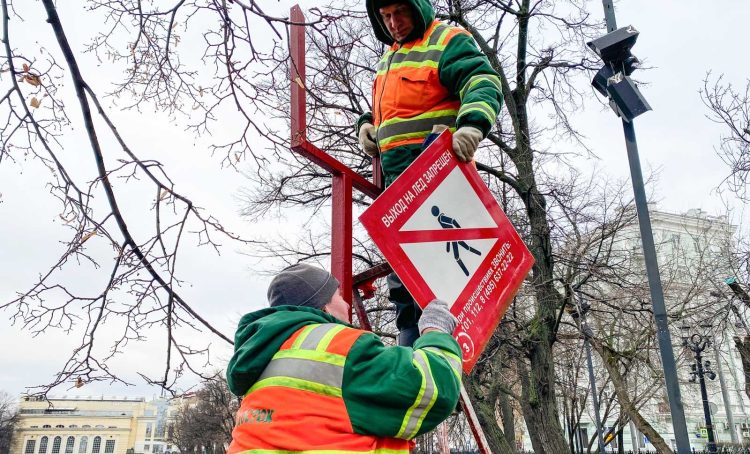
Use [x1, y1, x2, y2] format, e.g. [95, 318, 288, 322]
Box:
[387, 273, 422, 347]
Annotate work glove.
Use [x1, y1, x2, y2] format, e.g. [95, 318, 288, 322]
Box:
[418, 299, 458, 335]
[452, 126, 483, 162]
[358, 122, 379, 157]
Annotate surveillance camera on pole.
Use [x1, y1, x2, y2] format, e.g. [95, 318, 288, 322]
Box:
[588, 25, 650, 121]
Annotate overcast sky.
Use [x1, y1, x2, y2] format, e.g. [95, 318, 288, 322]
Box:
[1, 0, 749, 399]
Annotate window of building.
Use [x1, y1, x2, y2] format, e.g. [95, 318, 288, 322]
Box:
[39, 436, 49, 453]
[95, 425, 104, 429]
[43, 425, 52, 429]
[25, 439, 36, 454]
[92, 436, 101, 454]
[69, 425, 78, 428]
[65, 436, 75, 453]
[144, 444, 150, 452]
[31, 425, 39, 428]
[81, 425, 91, 429]
[104, 440, 115, 453]
[56, 425, 65, 429]
[145, 423, 152, 437]
[78, 437, 88, 453]
[154, 422, 165, 438]
[52, 436, 62, 453]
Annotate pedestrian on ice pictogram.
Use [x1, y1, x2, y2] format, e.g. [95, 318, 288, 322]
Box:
[431, 205, 482, 276]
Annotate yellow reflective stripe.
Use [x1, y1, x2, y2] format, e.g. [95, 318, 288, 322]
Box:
[408, 351, 438, 438]
[393, 43, 443, 55]
[396, 351, 438, 439]
[458, 101, 496, 124]
[316, 325, 346, 352]
[235, 449, 408, 454]
[377, 59, 439, 76]
[249, 376, 342, 398]
[380, 128, 458, 148]
[291, 324, 321, 350]
[427, 23, 450, 46]
[433, 25, 454, 47]
[396, 355, 426, 438]
[272, 349, 346, 367]
[459, 74, 502, 101]
[379, 108, 458, 129]
[423, 347, 462, 382]
[422, 347, 462, 367]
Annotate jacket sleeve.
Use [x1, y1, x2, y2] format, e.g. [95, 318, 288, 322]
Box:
[342, 331, 462, 439]
[438, 32, 503, 137]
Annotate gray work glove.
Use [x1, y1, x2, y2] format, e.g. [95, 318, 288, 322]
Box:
[452, 126, 483, 162]
[418, 299, 458, 335]
[358, 122, 379, 157]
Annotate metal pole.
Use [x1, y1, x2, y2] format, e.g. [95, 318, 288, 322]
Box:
[584, 334, 607, 454]
[596, 4, 690, 452]
[695, 348, 718, 454]
[577, 303, 607, 454]
[621, 120, 691, 452]
[601, 0, 617, 32]
[713, 336, 738, 443]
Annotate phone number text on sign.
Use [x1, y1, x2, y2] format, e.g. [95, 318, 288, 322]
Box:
[456, 241, 513, 333]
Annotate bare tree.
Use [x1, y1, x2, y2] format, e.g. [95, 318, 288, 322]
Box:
[170, 375, 238, 454]
[0, 0, 317, 395]
[0, 392, 18, 454]
[701, 74, 750, 200]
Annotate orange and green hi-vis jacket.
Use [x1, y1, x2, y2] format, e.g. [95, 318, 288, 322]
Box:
[358, 0, 503, 186]
[226, 305, 463, 453]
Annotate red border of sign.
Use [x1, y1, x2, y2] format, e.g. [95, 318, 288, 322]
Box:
[360, 131, 534, 372]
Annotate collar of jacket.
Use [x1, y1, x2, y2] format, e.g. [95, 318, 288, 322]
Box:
[226, 305, 352, 396]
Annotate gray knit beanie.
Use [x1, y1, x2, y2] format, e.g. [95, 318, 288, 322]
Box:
[267, 263, 340, 310]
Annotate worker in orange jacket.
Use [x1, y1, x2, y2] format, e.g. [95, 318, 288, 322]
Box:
[356, 0, 503, 346]
[226, 263, 463, 453]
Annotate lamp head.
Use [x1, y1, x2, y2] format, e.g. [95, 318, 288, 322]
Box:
[605, 73, 652, 122]
[587, 25, 639, 65]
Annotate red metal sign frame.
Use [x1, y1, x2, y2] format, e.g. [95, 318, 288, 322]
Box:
[289, 6, 494, 452]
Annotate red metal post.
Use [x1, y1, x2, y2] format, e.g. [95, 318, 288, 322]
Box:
[351, 291, 373, 332]
[332, 173, 353, 320]
[372, 156, 384, 189]
[290, 5, 306, 147]
[460, 385, 493, 454]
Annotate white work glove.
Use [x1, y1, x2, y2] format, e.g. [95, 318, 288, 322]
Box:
[418, 299, 458, 335]
[358, 123, 379, 157]
[452, 126, 483, 162]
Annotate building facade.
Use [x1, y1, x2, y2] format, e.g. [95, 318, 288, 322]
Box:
[550, 207, 750, 452]
[12, 395, 182, 454]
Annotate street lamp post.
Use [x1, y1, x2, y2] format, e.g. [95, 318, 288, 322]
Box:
[588, 3, 691, 452]
[682, 331, 718, 454]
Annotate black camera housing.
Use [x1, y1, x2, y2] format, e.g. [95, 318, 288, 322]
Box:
[587, 25, 639, 64]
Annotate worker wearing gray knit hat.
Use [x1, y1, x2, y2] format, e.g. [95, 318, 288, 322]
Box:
[226, 263, 462, 452]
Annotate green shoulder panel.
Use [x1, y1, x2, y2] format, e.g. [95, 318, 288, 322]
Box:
[342, 331, 462, 439]
[438, 33, 503, 137]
